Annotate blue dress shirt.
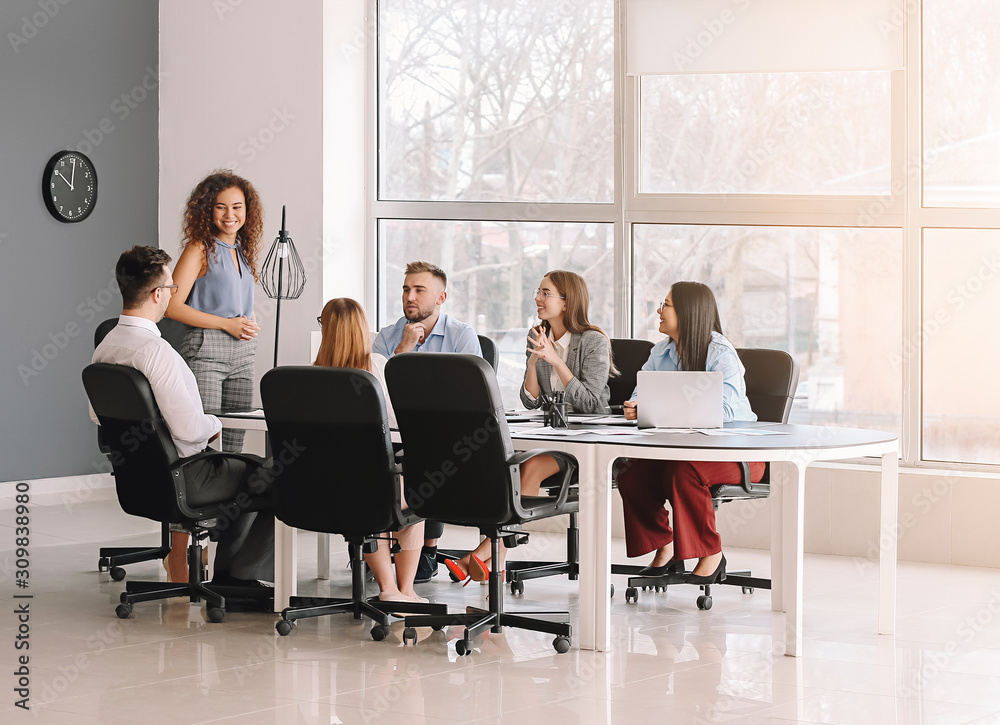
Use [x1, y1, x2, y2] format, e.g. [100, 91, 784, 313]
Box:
[629, 331, 757, 423]
[372, 314, 482, 357]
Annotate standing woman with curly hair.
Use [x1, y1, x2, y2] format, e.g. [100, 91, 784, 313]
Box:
[163, 170, 264, 582]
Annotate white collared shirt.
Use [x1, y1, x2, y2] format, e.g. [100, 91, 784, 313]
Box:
[90, 315, 222, 457]
[549, 331, 573, 393]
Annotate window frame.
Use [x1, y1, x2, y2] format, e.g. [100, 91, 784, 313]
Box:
[363, 0, 1000, 472]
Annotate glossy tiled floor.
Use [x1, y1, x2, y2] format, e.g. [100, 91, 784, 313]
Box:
[4, 490, 1000, 724]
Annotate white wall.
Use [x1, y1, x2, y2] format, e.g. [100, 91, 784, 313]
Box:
[159, 0, 326, 386]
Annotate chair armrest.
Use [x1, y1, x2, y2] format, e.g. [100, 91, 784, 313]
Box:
[507, 449, 577, 509]
[173, 450, 268, 472]
[737, 461, 757, 494]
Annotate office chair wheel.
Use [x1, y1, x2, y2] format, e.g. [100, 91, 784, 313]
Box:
[207, 607, 226, 623]
[510, 580, 524, 596]
[553, 636, 571, 654]
[696, 595, 713, 611]
[98, 557, 110, 572]
[275, 620, 295, 637]
[625, 587, 638, 604]
[115, 603, 132, 619]
[403, 627, 418, 645]
[455, 638, 473, 656]
[370, 625, 388, 641]
[431, 624, 444, 631]
[742, 586, 754, 594]
[110, 567, 126, 582]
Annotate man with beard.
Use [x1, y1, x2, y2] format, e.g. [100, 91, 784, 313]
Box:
[372, 260, 482, 582]
[372, 260, 482, 357]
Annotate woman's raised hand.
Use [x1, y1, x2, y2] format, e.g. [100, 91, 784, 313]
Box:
[526, 324, 554, 363]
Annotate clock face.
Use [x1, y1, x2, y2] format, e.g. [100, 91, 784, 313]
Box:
[43, 151, 97, 223]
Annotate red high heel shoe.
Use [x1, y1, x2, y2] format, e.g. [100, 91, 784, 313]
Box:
[469, 555, 505, 585]
[445, 558, 472, 586]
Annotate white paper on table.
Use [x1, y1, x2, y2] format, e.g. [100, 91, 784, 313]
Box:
[508, 422, 545, 430]
[514, 426, 591, 437]
[696, 427, 789, 436]
[585, 428, 654, 436]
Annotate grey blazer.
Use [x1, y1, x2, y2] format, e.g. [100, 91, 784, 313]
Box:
[519, 329, 611, 413]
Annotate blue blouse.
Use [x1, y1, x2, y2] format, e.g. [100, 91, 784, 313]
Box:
[187, 239, 255, 319]
[629, 331, 757, 423]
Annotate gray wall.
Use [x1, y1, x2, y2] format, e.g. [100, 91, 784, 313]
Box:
[0, 1, 159, 481]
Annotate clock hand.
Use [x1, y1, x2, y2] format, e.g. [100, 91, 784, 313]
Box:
[54, 170, 74, 191]
[70, 158, 76, 189]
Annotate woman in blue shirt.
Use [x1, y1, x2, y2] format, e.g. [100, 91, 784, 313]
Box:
[618, 282, 763, 585]
[164, 170, 264, 582]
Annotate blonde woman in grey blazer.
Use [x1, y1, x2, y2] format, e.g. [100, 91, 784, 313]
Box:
[447, 270, 613, 585]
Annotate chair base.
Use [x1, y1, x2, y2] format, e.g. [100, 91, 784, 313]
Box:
[98, 522, 172, 580]
[503, 513, 580, 591]
[408, 538, 573, 655]
[617, 563, 771, 608]
[276, 540, 447, 638]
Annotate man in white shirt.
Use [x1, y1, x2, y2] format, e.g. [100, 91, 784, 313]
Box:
[91, 246, 273, 588]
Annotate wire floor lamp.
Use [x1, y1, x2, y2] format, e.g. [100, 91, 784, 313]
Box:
[261, 205, 306, 368]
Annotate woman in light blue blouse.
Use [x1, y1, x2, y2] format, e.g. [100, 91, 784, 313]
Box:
[164, 171, 264, 583]
[618, 282, 763, 586]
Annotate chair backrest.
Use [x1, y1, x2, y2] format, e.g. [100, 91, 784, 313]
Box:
[608, 338, 654, 408]
[478, 334, 499, 371]
[259, 366, 401, 535]
[735, 348, 799, 424]
[95, 316, 189, 351]
[385, 353, 518, 527]
[82, 363, 185, 522]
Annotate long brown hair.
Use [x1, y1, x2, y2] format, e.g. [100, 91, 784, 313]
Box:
[181, 170, 264, 281]
[541, 270, 617, 375]
[670, 281, 723, 372]
[314, 298, 372, 371]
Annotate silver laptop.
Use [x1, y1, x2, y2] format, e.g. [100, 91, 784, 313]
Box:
[636, 371, 724, 429]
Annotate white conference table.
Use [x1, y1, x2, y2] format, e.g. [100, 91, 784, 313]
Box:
[217, 412, 897, 657]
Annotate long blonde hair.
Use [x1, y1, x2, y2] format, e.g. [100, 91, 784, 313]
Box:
[314, 298, 372, 371]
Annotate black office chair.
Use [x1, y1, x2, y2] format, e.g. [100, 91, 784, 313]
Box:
[504, 338, 654, 595]
[477, 333, 499, 370]
[386, 353, 577, 655]
[83, 363, 271, 622]
[620, 347, 799, 609]
[93, 316, 191, 580]
[260, 366, 446, 639]
[434, 334, 501, 577]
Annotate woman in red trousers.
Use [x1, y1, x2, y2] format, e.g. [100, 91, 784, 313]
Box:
[618, 281, 764, 585]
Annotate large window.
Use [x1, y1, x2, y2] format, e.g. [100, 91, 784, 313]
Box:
[923, 230, 1000, 464]
[923, 0, 1000, 208]
[370, 1, 1000, 469]
[641, 73, 892, 195]
[634, 226, 902, 436]
[378, 0, 615, 203]
[379, 219, 614, 407]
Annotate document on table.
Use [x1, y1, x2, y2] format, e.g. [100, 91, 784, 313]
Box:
[512, 426, 591, 437]
[696, 427, 789, 436]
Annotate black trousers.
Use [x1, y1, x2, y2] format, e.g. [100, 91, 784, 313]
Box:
[184, 456, 274, 581]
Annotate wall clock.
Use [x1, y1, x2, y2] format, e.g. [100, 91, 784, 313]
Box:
[43, 150, 98, 223]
